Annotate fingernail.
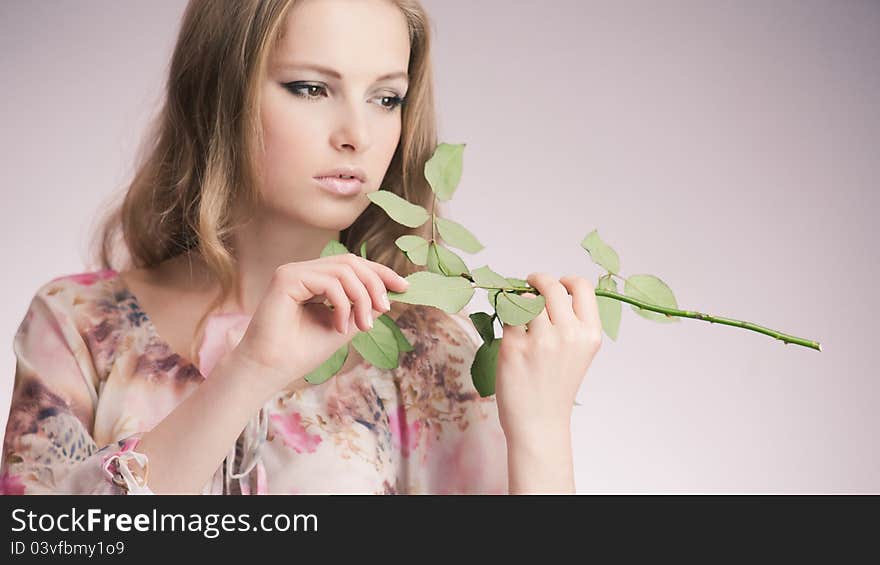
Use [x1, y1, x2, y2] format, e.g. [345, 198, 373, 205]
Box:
[367, 316, 374, 329]
[381, 293, 391, 310]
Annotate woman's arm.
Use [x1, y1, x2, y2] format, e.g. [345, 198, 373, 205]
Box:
[133, 352, 281, 494]
[505, 425, 575, 494]
[1, 287, 277, 495]
[495, 273, 603, 495]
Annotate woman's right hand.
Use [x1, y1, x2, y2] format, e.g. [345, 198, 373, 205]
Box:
[229, 253, 410, 394]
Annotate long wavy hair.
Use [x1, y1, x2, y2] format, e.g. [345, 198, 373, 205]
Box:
[89, 0, 446, 368]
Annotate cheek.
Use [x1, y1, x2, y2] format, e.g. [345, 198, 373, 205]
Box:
[381, 117, 403, 150]
[262, 107, 312, 162]
[259, 98, 322, 188]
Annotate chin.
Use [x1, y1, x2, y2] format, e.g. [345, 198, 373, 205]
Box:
[274, 203, 364, 232]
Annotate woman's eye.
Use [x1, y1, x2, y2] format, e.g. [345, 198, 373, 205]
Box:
[283, 82, 405, 112]
[284, 82, 327, 101]
[377, 94, 406, 112]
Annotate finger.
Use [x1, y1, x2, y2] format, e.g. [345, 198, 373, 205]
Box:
[525, 272, 577, 325]
[366, 259, 411, 292]
[328, 253, 410, 292]
[521, 292, 551, 335]
[321, 258, 391, 318]
[318, 263, 376, 332]
[501, 320, 526, 343]
[559, 275, 601, 329]
[299, 271, 350, 334]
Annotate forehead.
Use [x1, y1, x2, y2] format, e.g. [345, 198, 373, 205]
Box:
[272, 0, 410, 78]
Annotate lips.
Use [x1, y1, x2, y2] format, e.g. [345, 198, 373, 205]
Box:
[313, 176, 364, 196]
[313, 166, 367, 183]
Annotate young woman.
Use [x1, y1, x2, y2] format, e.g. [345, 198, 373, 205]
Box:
[0, 0, 602, 495]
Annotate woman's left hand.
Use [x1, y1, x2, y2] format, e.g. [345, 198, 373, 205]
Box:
[495, 272, 604, 445]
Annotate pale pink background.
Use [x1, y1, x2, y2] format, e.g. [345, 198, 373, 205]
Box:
[1, 0, 877, 493]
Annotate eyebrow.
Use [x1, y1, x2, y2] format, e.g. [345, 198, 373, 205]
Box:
[280, 62, 408, 83]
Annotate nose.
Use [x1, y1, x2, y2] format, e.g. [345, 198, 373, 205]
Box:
[331, 98, 371, 153]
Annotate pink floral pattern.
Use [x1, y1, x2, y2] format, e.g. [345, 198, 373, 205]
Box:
[388, 405, 423, 458]
[0, 270, 509, 494]
[50, 269, 116, 286]
[270, 412, 323, 454]
[0, 469, 25, 495]
[197, 312, 251, 376]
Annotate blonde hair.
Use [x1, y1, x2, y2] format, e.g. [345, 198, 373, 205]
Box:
[89, 0, 444, 368]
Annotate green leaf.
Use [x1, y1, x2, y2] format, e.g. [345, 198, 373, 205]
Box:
[581, 229, 620, 275]
[596, 274, 621, 341]
[426, 242, 444, 275]
[506, 277, 529, 290]
[395, 235, 430, 265]
[320, 240, 349, 258]
[367, 190, 430, 228]
[472, 265, 510, 289]
[387, 271, 475, 313]
[624, 274, 680, 324]
[469, 312, 496, 343]
[351, 319, 400, 369]
[496, 292, 546, 326]
[376, 313, 413, 353]
[424, 142, 465, 201]
[488, 288, 501, 308]
[434, 216, 484, 253]
[435, 243, 470, 277]
[426, 242, 469, 277]
[360, 241, 368, 259]
[471, 339, 501, 397]
[303, 343, 349, 385]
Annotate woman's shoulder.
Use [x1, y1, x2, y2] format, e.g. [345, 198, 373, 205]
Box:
[46, 269, 120, 288]
[17, 269, 143, 377]
[26, 269, 126, 320]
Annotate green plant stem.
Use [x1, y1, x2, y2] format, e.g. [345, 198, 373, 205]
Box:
[430, 195, 437, 242]
[468, 282, 821, 352]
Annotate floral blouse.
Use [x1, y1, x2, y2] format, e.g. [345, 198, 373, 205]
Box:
[0, 269, 509, 495]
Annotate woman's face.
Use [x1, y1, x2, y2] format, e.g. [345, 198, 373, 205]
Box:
[258, 0, 411, 230]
